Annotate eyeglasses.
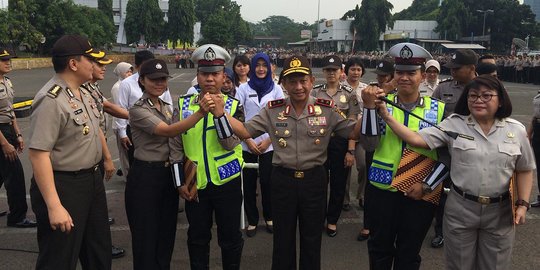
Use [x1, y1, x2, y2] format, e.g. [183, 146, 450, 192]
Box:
[467, 93, 498, 102]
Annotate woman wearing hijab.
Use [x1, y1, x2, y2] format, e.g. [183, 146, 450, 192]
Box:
[235, 52, 284, 237]
[111, 62, 134, 178]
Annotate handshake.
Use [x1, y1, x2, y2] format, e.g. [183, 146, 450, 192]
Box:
[199, 92, 226, 117]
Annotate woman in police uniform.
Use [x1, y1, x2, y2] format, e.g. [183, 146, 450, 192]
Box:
[311, 55, 360, 236]
[372, 75, 534, 270]
[125, 59, 212, 269]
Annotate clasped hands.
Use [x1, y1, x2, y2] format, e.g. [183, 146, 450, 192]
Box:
[198, 93, 226, 117]
[361, 85, 390, 119]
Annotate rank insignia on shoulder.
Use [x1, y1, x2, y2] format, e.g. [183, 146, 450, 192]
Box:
[341, 84, 353, 93]
[47, 85, 63, 98]
[440, 77, 453, 83]
[146, 98, 154, 107]
[313, 84, 324, 89]
[134, 99, 145, 106]
[315, 98, 334, 108]
[268, 99, 285, 109]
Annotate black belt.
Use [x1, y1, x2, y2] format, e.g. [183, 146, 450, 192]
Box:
[0, 121, 13, 126]
[452, 185, 509, 205]
[54, 163, 100, 176]
[133, 159, 170, 168]
[273, 165, 323, 179]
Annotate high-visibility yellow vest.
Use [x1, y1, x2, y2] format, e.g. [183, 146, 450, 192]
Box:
[369, 94, 445, 191]
[178, 94, 244, 190]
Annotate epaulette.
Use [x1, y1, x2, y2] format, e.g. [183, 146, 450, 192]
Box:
[440, 78, 453, 83]
[315, 98, 334, 108]
[505, 118, 526, 129]
[134, 98, 145, 106]
[313, 84, 324, 89]
[448, 113, 465, 120]
[46, 85, 63, 98]
[268, 99, 285, 109]
[80, 83, 90, 91]
[340, 84, 353, 93]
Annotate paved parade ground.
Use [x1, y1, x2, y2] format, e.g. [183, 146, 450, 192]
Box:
[1, 64, 540, 269]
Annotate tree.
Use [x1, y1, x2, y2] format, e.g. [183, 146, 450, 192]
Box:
[435, 0, 469, 41]
[125, 0, 165, 44]
[0, 10, 10, 45]
[346, 0, 393, 51]
[168, 0, 196, 48]
[199, 9, 232, 46]
[98, 0, 114, 22]
[195, 0, 251, 47]
[7, 0, 43, 51]
[393, 0, 439, 20]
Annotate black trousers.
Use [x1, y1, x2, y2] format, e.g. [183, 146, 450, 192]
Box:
[271, 166, 327, 270]
[325, 137, 350, 225]
[30, 167, 111, 270]
[125, 160, 179, 270]
[126, 125, 135, 169]
[0, 123, 28, 224]
[532, 122, 540, 194]
[242, 151, 273, 226]
[185, 177, 244, 270]
[366, 183, 436, 270]
[363, 151, 375, 230]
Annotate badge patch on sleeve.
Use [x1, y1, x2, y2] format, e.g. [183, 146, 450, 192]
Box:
[217, 159, 241, 180]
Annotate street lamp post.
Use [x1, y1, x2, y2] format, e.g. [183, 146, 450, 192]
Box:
[477, 9, 494, 40]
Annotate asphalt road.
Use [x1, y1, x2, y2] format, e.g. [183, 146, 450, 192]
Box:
[1, 65, 539, 269]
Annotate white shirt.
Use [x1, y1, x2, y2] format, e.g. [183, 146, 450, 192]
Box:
[419, 79, 439, 97]
[115, 72, 173, 138]
[111, 80, 122, 130]
[235, 82, 285, 153]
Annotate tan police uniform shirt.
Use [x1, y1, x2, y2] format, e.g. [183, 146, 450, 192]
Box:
[0, 76, 15, 123]
[244, 96, 356, 170]
[29, 75, 103, 171]
[432, 79, 464, 115]
[129, 93, 173, 162]
[84, 82, 107, 135]
[311, 83, 360, 119]
[342, 80, 367, 113]
[418, 114, 536, 196]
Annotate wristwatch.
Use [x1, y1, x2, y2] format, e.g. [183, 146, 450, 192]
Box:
[421, 182, 432, 194]
[347, 149, 355, 155]
[515, 199, 530, 210]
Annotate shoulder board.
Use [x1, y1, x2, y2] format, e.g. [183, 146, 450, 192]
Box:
[46, 85, 63, 98]
[447, 113, 466, 120]
[505, 118, 526, 128]
[4, 76, 9, 81]
[134, 98, 145, 106]
[340, 84, 353, 93]
[440, 78, 453, 83]
[80, 83, 90, 91]
[315, 98, 334, 108]
[268, 98, 285, 109]
[313, 84, 324, 89]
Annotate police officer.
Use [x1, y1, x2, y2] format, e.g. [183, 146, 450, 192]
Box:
[223, 55, 361, 270]
[28, 34, 115, 270]
[0, 48, 36, 227]
[312, 55, 360, 236]
[83, 52, 128, 259]
[126, 58, 210, 269]
[169, 44, 245, 270]
[433, 49, 478, 114]
[361, 43, 448, 269]
[529, 90, 540, 207]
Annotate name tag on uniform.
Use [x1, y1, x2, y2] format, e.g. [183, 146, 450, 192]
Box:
[420, 109, 437, 130]
[249, 94, 257, 98]
[182, 110, 193, 119]
[308, 117, 327, 126]
[276, 123, 288, 127]
[74, 109, 83, 115]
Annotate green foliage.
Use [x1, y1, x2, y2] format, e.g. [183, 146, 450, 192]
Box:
[393, 0, 439, 20]
[7, 0, 42, 50]
[98, 0, 114, 22]
[168, 0, 196, 48]
[125, 0, 165, 44]
[195, 0, 251, 47]
[0, 10, 10, 45]
[343, 0, 393, 51]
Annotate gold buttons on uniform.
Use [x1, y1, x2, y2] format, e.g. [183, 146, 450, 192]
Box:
[314, 138, 321, 145]
[284, 130, 290, 136]
[82, 124, 90, 135]
[319, 128, 325, 135]
[275, 130, 279, 136]
[278, 138, 287, 148]
[309, 129, 317, 135]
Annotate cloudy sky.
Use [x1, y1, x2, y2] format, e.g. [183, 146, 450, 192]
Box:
[234, 0, 416, 23]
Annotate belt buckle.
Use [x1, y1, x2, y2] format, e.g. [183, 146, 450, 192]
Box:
[164, 161, 170, 167]
[477, 196, 490, 205]
[294, 171, 304, 179]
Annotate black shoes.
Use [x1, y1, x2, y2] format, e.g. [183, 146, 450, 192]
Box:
[265, 221, 274, 234]
[246, 226, 257, 237]
[108, 217, 115, 225]
[431, 235, 444, 248]
[116, 169, 123, 176]
[112, 246, 125, 259]
[531, 201, 540, 207]
[357, 229, 369, 241]
[326, 226, 337, 237]
[7, 218, 37, 228]
[0, 210, 6, 217]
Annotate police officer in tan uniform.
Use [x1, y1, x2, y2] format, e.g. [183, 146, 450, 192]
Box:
[28, 34, 115, 270]
[312, 55, 360, 236]
[125, 58, 210, 269]
[0, 48, 36, 227]
[222, 55, 361, 270]
[433, 49, 478, 115]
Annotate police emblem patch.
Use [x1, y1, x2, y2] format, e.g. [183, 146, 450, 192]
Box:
[452, 54, 457, 60]
[400, 45, 413, 59]
[290, 58, 301, 68]
[329, 58, 335, 63]
[156, 63, 163, 69]
[204, 47, 216, 61]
